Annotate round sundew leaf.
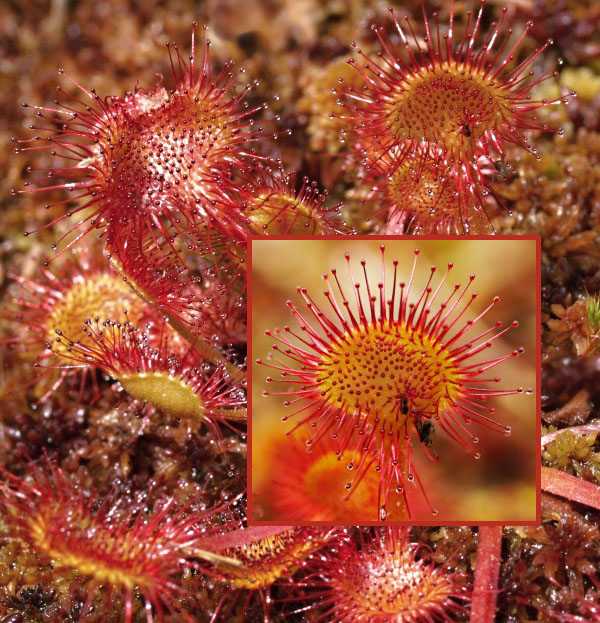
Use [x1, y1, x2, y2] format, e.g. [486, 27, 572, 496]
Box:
[18, 26, 267, 256]
[309, 528, 469, 623]
[260, 246, 527, 517]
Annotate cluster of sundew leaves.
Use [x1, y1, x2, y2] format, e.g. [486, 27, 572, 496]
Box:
[331, 0, 573, 234]
[0, 240, 251, 440]
[1, 12, 285, 623]
[0, 8, 404, 623]
[1, 0, 600, 622]
[3, 4, 352, 427]
[7, 15, 351, 427]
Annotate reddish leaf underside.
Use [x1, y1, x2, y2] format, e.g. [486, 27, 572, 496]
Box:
[541, 465, 600, 511]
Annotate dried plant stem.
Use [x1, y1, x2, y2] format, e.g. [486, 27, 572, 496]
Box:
[194, 526, 293, 552]
[180, 547, 243, 569]
[212, 407, 247, 422]
[471, 526, 503, 623]
[110, 256, 246, 385]
[541, 465, 600, 510]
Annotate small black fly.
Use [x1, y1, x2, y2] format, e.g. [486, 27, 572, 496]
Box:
[416, 419, 435, 447]
[493, 159, 513, 181]
[462, 123, 472, 137]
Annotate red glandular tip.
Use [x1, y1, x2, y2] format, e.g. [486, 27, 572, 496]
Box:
[17, 24, 270, 255]
[259, 246, 529, 518]
[0, 455, 222, 623]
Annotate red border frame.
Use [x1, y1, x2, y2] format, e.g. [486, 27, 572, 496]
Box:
[246, 234, 542, 527]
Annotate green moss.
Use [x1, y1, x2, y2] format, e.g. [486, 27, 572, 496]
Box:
[560, 67, 600, 102]
[543, 430, 600, 482]
[587, 295, 600, 335]
[539, 154, 562, 181]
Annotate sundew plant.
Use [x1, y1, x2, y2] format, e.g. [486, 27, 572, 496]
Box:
[1, 1, 598, 622]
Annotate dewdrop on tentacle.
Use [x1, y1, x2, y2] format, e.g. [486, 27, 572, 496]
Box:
[259, 246, 529, 518]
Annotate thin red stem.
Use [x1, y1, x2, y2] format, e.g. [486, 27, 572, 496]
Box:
[541, 421, 600, 447]
[471, 526, 503, 623]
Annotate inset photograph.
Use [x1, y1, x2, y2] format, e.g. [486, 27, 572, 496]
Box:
[250, 238, 539, 523]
